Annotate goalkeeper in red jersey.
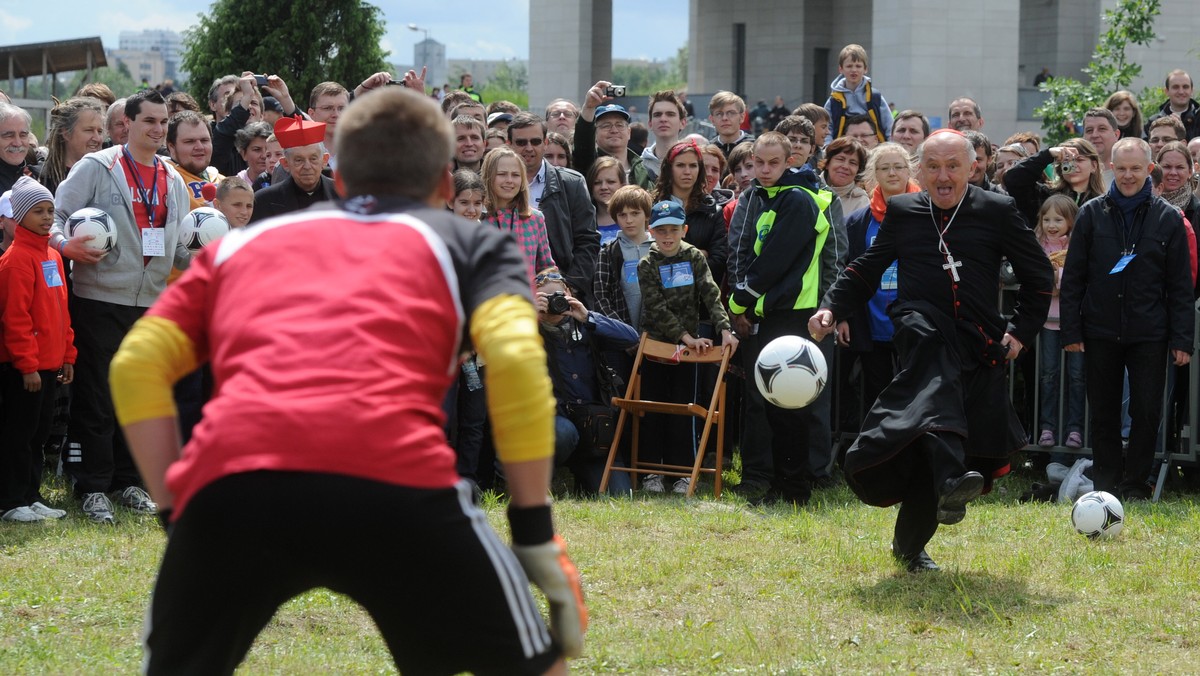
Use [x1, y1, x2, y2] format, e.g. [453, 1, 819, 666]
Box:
[110, 82, 585, 675]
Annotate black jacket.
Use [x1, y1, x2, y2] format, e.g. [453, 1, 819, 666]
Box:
[248, 174, 338, 224]
[682, 195, 728, 286]
[1060, 189, 1195, 352]
[536, 160, 599, 304]
[824, 186, 1052, 352]
[1144, 98, 1200, 141]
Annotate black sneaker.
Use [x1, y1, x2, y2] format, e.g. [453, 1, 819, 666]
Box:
[892, 542, 940, 572]
[936, 471, 984, 525]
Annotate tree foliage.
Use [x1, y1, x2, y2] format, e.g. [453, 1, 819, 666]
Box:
[608, 42, 688, 97]
[181, 0, 390, 111]
[1035, 0, 1162, 145]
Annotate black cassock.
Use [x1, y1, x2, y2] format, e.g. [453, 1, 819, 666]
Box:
[823, 186, 1053, 506]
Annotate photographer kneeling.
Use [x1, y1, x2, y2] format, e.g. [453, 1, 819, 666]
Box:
[536, 267, 636, 495]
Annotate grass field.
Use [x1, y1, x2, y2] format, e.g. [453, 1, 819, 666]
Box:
[3, 464, 1200, 674]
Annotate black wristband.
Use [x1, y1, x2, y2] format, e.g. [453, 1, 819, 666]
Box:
[507, 504, 554, 546]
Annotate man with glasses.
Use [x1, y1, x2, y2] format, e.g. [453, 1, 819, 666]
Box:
[572, 80, 652, 189]
[708, 91, 754, 158]
[249, 117, 336, 223]
[1148, 116, 1185, 163]
[545, 99, 579, 138]
[844, 115, 880, 150]
[508, 112, 599, 306]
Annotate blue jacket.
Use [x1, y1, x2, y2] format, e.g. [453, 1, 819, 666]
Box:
[541, 312, 638, 413]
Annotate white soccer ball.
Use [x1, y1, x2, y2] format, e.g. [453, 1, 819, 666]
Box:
[1071, 490, 1124, 539]
[67, 207, 115, 252]
[181, 206, 230, 251]
[754, 335, 827, 409]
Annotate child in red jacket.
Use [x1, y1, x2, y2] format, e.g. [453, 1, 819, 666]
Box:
[0, 177, 76, 522]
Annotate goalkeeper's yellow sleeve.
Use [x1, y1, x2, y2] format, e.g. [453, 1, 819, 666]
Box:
[110, 316, 199, 426]
[470, 294, 554, 464]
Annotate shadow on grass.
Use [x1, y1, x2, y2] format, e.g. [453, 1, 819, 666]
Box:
[0, 520, 66, 549]
[850, 570, 1065, 626]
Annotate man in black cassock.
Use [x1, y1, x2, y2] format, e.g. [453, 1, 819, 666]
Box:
[810, 130, 1053, 572]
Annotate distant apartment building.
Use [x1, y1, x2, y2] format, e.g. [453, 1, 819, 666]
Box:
[116, 29, 184, 83]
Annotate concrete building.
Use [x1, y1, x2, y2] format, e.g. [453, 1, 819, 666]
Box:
[118, 29, 183, 83]
[529, 0, 1200, 142]
[110, 48, 166, 88]
[413, 38, 448, 93]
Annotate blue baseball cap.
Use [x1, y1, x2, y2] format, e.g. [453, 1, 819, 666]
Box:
[594, 104, 630, 122]
[649, 201, 686, 228]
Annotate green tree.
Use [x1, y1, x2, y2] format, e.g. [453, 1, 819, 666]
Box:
[181, 0, 389, 111]
[1035, 0, 1162, 145]
[478, 61, 529, 108]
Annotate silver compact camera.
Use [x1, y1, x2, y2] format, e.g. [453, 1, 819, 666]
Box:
[605, 85, 626, 97]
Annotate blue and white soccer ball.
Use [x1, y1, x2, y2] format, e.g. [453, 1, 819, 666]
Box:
[67, 207, 115, 252]
[754, 335, 827, 409]
[181, 206, 230, 251]
[1071, 490, 1124, 539]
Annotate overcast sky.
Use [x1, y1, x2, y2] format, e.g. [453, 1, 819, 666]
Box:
[0, 0, 689, 72]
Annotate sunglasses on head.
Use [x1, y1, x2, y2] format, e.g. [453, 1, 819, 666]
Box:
[534, 271, 564, 286]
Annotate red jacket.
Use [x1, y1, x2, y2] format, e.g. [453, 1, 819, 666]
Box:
[0, 226, 76, 373]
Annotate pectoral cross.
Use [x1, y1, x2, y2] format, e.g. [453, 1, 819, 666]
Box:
[942, 253, 962, 282]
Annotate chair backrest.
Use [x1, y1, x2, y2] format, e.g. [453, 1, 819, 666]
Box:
[640, 336, 731, 365]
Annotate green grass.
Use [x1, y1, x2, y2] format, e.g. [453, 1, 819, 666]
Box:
[3, 467, 1200, 673]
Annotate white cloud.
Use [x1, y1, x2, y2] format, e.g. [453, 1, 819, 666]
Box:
[0, 9, 33, 33]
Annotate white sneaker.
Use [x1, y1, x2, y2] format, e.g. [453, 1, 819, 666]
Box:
[673, 477, 692, 495]
[2, 506, 46, 523]
[114, 486, 158, 514]
[81, 492, 116, 524]
[29, 502, 67, 519]
[643, 474, 665, 493]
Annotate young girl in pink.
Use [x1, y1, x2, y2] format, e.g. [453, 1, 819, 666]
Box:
[1037, 194, 1086, 451]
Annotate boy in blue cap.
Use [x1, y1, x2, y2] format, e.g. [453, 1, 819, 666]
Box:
[636, 200, 736, 493]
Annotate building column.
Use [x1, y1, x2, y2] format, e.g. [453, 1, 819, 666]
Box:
[529, 0, 612, 115]
[872, 0, 1020, 137]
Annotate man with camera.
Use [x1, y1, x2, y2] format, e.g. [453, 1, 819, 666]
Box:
[573, 80, 653, 189]
[535, 267, 636, 495]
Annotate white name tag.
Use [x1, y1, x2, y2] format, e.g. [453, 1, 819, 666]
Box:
[142, 228, 166, 257]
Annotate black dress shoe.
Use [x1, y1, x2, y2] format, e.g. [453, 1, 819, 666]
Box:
[892, 543, 940, 572]
[937, 471, 984, 525]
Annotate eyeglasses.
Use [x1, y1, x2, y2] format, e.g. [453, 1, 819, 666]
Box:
[597, 121, 628, 131]
[548, 110, 576, 119]
[512, 137, 543, 147]
[1149, 135, 1177, 145]
[314, 104, 346, 115]
[534, 271, 564, 286]
[876, 163, 909, 174]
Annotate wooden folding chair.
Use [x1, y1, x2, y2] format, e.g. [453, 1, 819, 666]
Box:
[599, 332, 732, 498]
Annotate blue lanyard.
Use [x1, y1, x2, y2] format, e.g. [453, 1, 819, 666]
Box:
[122, 145, 160, 228]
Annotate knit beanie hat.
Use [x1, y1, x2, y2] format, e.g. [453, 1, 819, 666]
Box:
[10, 175, 53, 223]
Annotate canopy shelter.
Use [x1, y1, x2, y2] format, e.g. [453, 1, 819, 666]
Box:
[1, 37, 106, 130]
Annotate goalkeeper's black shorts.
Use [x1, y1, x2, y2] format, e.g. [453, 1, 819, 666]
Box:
[142, 470, 561, 675]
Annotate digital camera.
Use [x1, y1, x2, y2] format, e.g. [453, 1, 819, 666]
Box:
[605, 85, 626, 98]
[546, 291, 571, 315]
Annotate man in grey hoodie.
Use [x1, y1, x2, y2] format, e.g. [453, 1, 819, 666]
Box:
[50, 88, 192, 524]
